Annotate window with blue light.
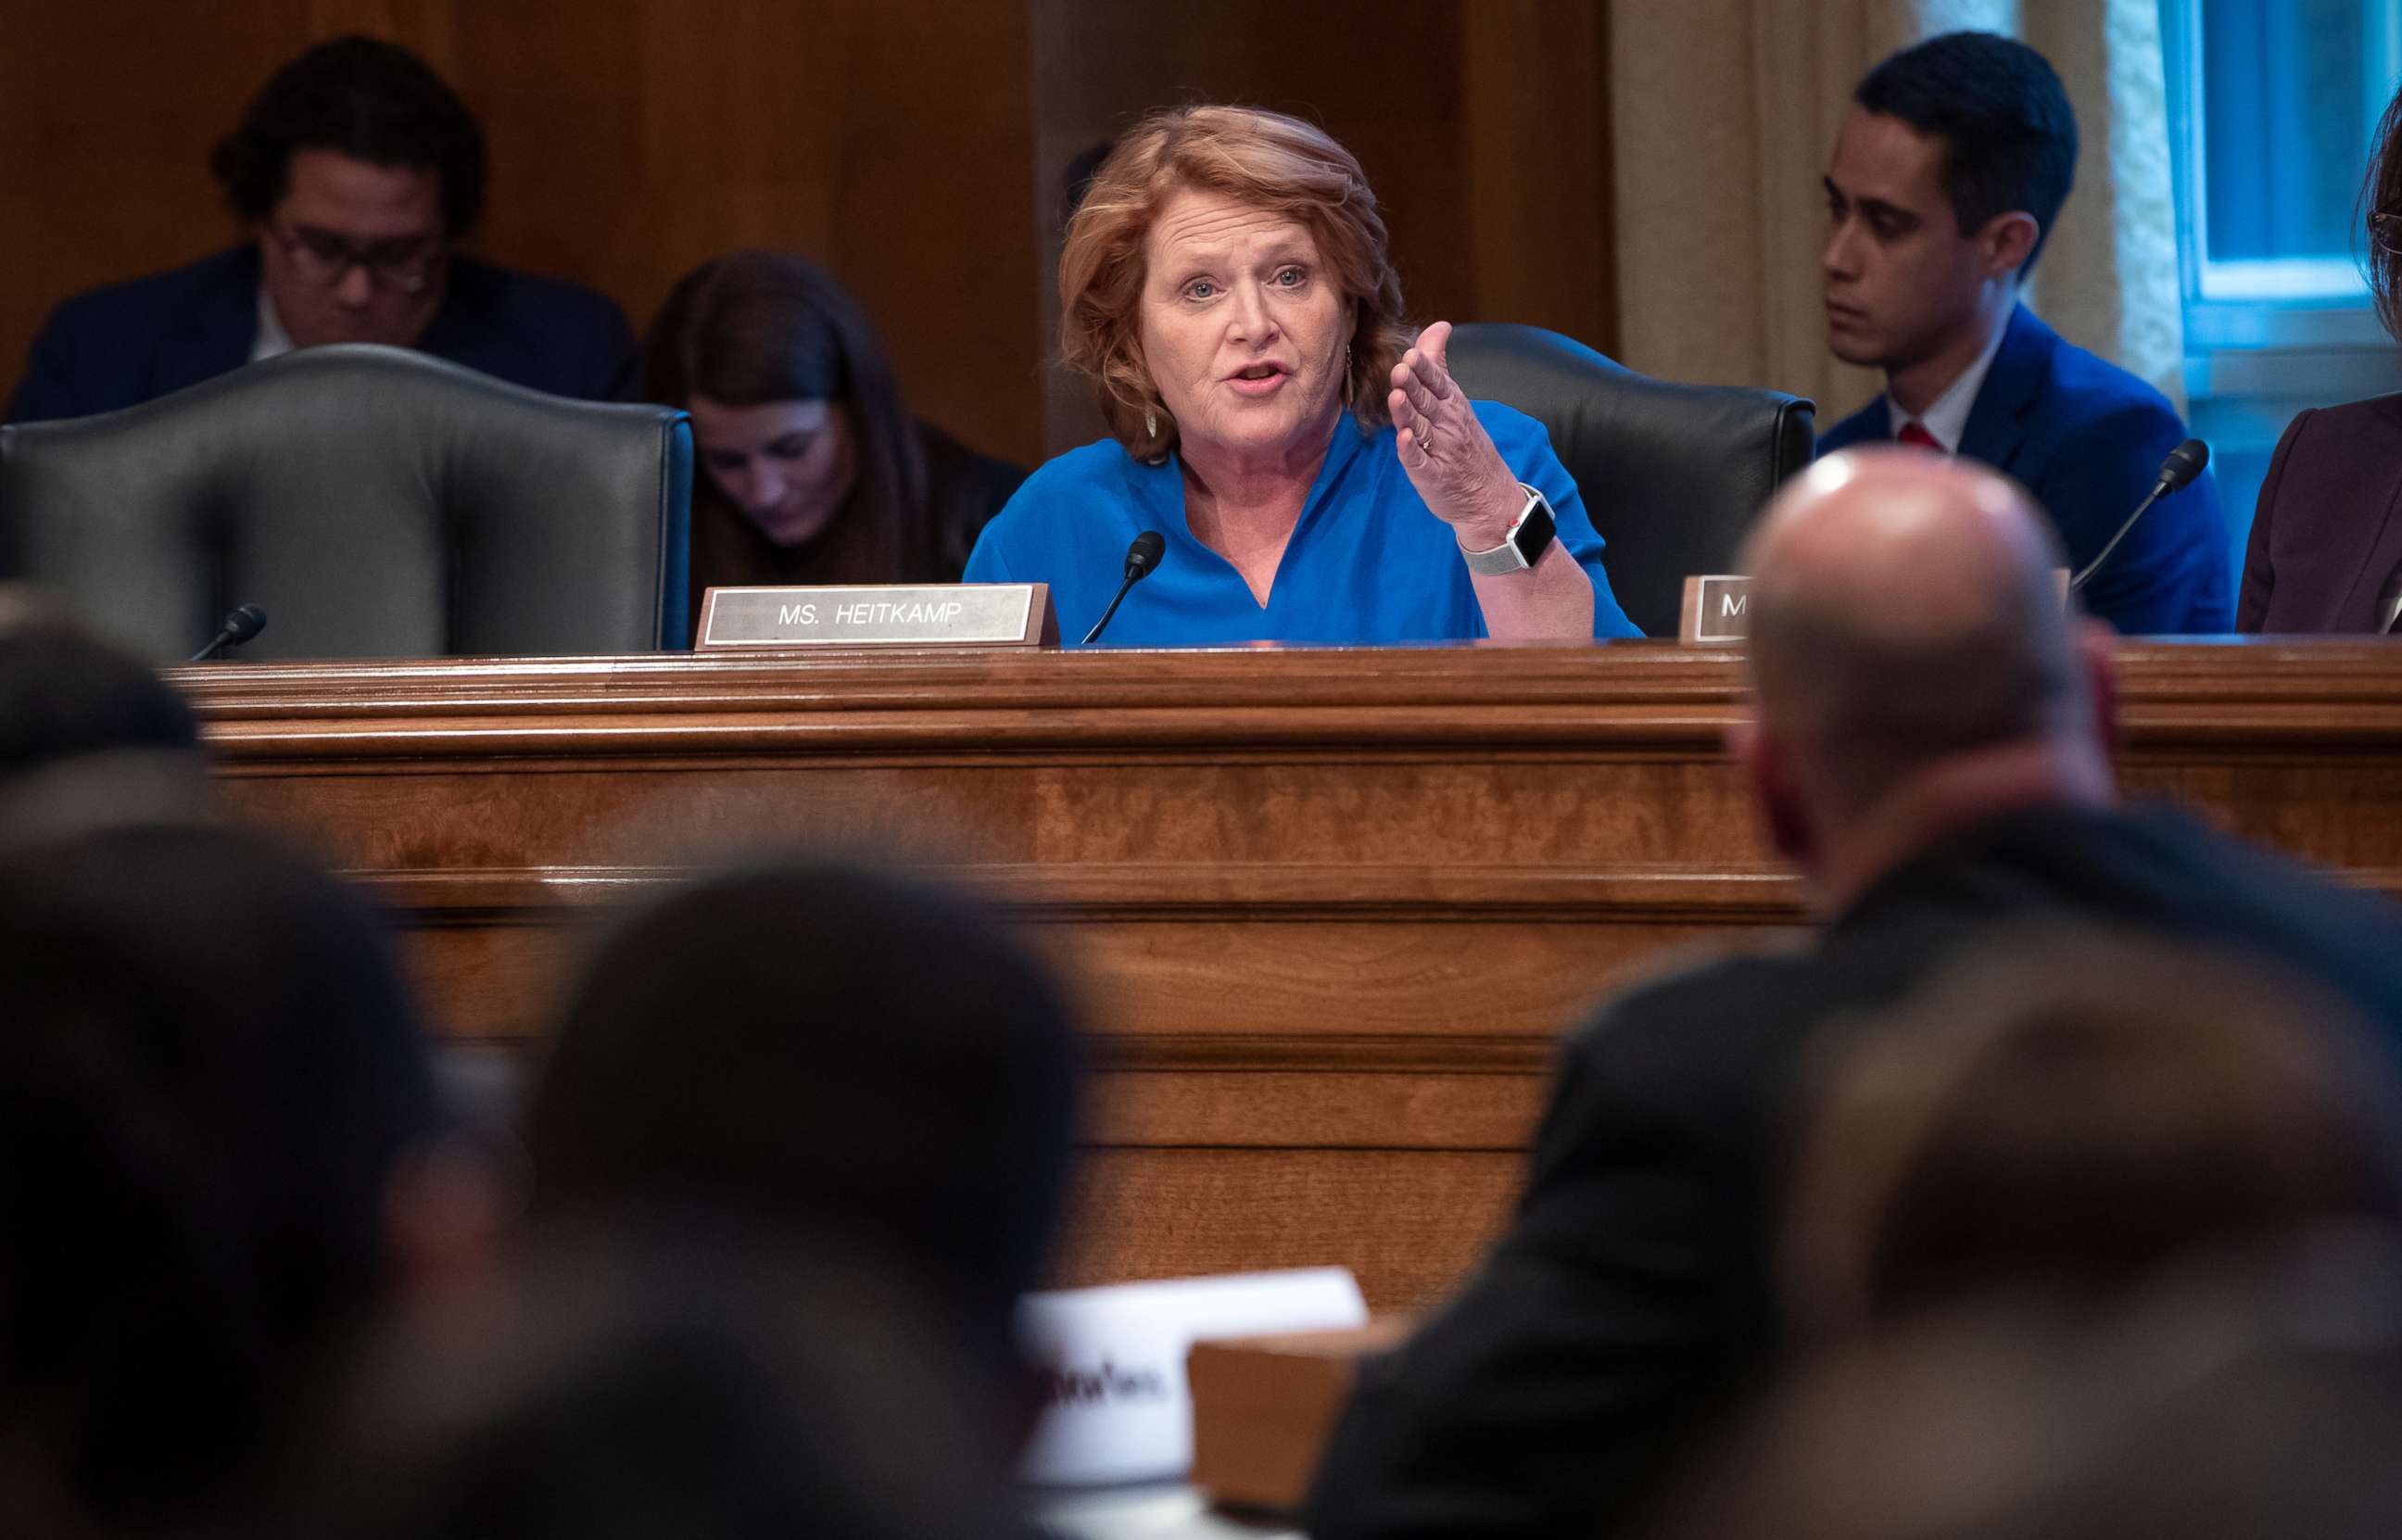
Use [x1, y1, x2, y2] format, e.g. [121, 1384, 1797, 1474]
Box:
[2162, 0, 2402, 566]
[2189, 0, 2394, 300]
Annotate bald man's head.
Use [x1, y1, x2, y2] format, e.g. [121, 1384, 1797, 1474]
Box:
[1741, 448, 2098, 827]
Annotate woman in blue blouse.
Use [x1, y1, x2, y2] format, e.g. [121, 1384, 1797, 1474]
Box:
[966, 105, 1640, 646]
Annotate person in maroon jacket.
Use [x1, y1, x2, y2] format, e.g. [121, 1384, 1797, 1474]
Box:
[2240, 78, 2402, 633]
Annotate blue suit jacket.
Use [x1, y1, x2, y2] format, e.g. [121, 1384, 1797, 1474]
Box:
[6, 246, 638, 423]
[1817, 304, 2231, 635]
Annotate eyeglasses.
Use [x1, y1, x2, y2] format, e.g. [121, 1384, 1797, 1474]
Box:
[268, 222, 442, 295]
[2372, 211, 2402, 259]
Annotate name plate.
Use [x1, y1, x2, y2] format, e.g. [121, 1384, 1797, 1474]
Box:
[1017, 1268, 1369, 1486]
[1679, 570, 2076, 644]
[697, 583, 1056, 649]
[1679, 574, 1751, 644]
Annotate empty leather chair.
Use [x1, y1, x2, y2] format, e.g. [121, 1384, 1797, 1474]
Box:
[0, 344, 692, 662]
[1447, 324, 1814, 639]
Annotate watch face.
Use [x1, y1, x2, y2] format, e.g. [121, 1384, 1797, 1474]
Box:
[1513, 498, 1556, 562]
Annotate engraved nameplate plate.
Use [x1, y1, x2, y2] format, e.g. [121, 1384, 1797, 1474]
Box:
[1679, 574, 1751, 645]
[697, 584, 1056, 650]
[1677, 570, 2076, 645]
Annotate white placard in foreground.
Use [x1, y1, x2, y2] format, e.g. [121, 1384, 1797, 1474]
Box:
[1017, 1268, 1370, 1486]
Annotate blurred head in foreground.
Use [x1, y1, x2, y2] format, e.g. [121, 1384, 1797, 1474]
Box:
[1650, 1238, 2402, 1540]
[525, 858, 1084, 1393]
[1783, 928, 2402, 1337]
[0, 587, 207, 854]
[0, 823, 447, 1535]
[1738, 447, 2114, 913]
[307, 1215, 1010, 1540]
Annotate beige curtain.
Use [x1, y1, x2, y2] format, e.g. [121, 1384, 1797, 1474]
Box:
[1609, 0, 2183, 423]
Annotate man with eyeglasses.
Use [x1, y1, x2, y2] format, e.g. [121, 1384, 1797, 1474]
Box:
[6, 37, 637, 423]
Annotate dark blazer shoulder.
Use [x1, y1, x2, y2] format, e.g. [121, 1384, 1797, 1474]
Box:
[427, 257, 638, 401]
[1969, 305, 2229, 634]
[2278, 389, 2402, 446]
[2239, 392, 2402, 632]
[1970, 305, 2185, 455]
[43, 247, 257, 329]
[2041, 326, 2182, 431]
[6, 248, 259, 423]
[1815, 394, 1888, 453]
[1523, 949, 1847, 1209]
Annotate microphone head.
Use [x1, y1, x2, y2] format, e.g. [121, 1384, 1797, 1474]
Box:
[2157, 438, 2210, 495]
[1124, 531, 1166, 580]
[224, 603, 267, 644]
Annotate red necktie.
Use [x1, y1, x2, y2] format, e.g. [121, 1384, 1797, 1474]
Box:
[1896, 420, 1944, 452]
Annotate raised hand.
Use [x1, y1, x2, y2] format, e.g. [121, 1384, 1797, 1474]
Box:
[1388, 320, 1525, 545]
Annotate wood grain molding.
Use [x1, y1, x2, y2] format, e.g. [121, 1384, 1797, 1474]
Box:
[354, 862, 1805, 924]
[176, 637, 2402, 754]
[181, 639, 2402, 1306]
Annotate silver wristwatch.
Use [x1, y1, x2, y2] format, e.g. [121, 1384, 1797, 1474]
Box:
[1460, 483, 1559, 575]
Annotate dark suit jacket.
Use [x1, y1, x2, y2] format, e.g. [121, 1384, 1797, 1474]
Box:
[2237, 393, 2402, 633]
[1817, 305, 2231, 636]
[6, 246, 638, 423]
[1307, 802, 2402, 1540]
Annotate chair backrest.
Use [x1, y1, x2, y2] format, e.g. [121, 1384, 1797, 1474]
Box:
[0, 345, 692, 662]
[1446, 323, 1814, 638]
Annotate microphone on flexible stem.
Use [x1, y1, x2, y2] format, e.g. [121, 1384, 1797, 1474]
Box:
[1082, 531, 1166, 645]
[191, 603, 268, 662]
[2069, 438, 2210, 596]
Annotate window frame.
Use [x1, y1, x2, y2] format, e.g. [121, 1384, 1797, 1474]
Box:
[2163, 0, 2396, 351]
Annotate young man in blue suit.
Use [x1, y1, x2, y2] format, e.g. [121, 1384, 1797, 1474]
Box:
[1817, 32, 2231, 634]
[6, 37, 636, 424]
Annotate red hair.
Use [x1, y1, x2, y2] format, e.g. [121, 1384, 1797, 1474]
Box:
[1058, 105, 1410, 462]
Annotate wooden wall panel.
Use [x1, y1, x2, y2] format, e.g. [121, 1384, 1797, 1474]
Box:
[1055, 1148, 1528, 1310]
[0, 11, 310, 357]
[0, 0, 1043, 461]
[1462, 1, 1616, 352]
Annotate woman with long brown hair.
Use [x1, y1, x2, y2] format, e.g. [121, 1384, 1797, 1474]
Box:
[647, 252, 1021, 631]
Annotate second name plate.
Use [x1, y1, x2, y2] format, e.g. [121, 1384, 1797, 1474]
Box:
[698, 584, 1056, 649]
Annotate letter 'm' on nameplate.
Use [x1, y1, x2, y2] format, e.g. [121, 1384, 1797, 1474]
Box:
[1679, 574, 1751, 645]
[697, 584, 1056, 650]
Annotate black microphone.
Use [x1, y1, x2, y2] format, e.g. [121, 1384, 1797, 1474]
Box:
[2069, 439, 2210, 596]
[191, 603, 268, 662]
[1082, 531, 1166, 645]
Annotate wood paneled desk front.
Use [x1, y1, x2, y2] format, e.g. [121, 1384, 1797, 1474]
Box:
[178, 640, 2402, 1309]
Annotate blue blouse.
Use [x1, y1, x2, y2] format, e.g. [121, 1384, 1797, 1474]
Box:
[962, 401, 1642, 646]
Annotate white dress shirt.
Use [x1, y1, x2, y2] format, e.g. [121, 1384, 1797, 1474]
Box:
[248, 284, 294, 364]
[1887, 320, 2010, 453]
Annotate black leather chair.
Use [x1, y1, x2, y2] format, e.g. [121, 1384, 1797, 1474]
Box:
[1447, 323, 1814, 638]
[0, 345, 692, 662]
